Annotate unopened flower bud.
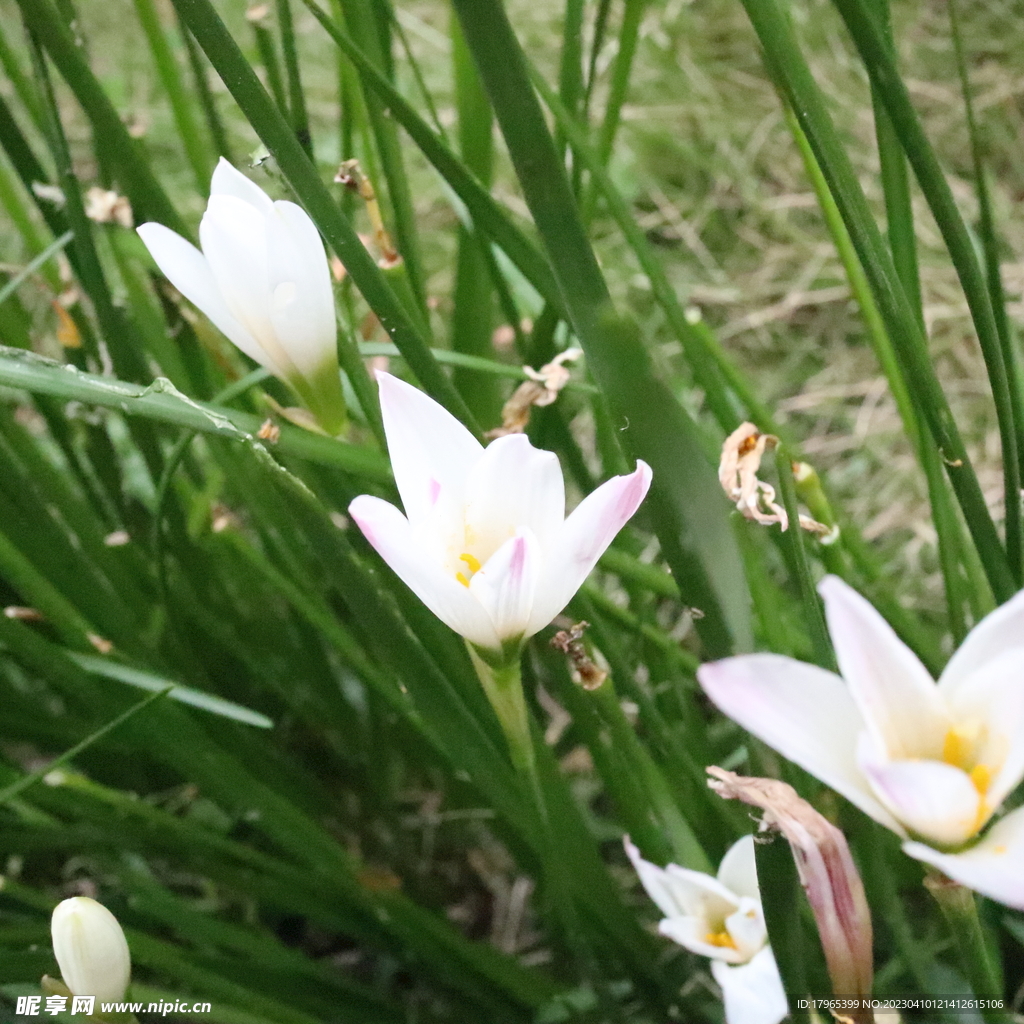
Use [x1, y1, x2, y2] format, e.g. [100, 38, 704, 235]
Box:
[51, 897, 131, 1003]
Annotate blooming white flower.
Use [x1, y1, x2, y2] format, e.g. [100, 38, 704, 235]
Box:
[51, 897, 131, 1002]
[348, 372, 652, 652]
[625, 834, 788, 1024]
[137, 159, 346, 434]
[699, 575, 1024, 909]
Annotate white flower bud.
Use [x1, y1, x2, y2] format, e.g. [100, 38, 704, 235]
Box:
[51, 897, 131, 1003]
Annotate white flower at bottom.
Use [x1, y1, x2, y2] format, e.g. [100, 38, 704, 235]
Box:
[699, 575, 1024, 910]
[349, 372, 652, 652]
[625, 835, 788, 1024]
[51, 897, 131, 1003]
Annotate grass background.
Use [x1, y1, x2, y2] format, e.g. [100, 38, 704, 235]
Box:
[21, 0, 1024, 611]
[2, 0, 1024, 1019]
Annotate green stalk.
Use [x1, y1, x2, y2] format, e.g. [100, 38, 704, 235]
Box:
[0, 346, 389, 480]
[15, 0, 187, 234]
[948, 0, 1024, 536]
[336, 0, 428, 324]
[828, 0, 1023, 583]
[0, 17, 44, 131]
[925, 874, 1011, 1023]
[131, 0, 213, 189]
[776, 445, 835, 671]
[786, 101, 971, 642]
[276, 0, 313, 157]
[171, 0, 478, 435]
[450, 16, 499, 424]
[742, 0, 1015, 603]
[452, 0, 752, 657]
[251, 15, 289, 113]
[178, 11, 234, 162]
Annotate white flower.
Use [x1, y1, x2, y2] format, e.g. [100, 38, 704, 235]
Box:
[137, 159, 346, 434]
[348, 372, 652, 652]
[51, 897, 131, 1002]
[625, 835, 788, 1024]
[699, 575, 1024, 909]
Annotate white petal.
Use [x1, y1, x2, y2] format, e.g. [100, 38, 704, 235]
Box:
[469, 528, 540, 643]
[699, 654, 902, 833]
[711, 947, 789, 1024]
[724, 897, 767, 962]
[266, 200, 338, 378]
[528, 461, 652, 635]
[903, 806, 1024, 910]
[348, 495, 499, 649]
[210, 157, 274, 214]
[717, 834, 759, 902]
[624, 836, 692, 920]
[51, 897, 131, 1003]
[464, 434, 565, 559]
[376, 372, 483, 530]
[819, 575, 949, 760]
[943, 649, 1024, 811]
[859, 744, 982, 847]
[136, 223, 280, 376]
[939, 587, 1024, 697]
[200, 195, 292, 376]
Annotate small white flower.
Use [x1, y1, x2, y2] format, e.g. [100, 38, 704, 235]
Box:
[699, 575, 1024, 909]
[137, 159, 345, 434]
[349, 372, 651, 651]
[625, 835, 787, 1024]
[51, 897, 131, 1003]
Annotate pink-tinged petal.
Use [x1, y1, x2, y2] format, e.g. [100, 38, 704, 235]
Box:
[469, 528, 540, 643]
[209, 158, 274, 214]
[348, 495, 499, 649]
[699, 654, 902, 833]
[464, 434, 565, 559]
[717, 834, 759, 902]
[200, 195, 285, 370]
[859, 745, 982, 847]
[265, 201, 337, 378]
[136, 223, 280, 376]
[527, 461, 652, 635]
[943, 649, 1024, 812]
[819, 576, 949, 760]
[376, 372, 483, 529]
[939, 587, 1024, 697]
[711, 947, 789, 1024]
[903, 805, 1024, 910]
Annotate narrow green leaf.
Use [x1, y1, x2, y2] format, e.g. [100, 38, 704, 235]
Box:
[451, 0, 752, 655]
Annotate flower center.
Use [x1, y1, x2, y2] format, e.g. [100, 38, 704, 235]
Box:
[941, 725, 996, 834]
[704, 931, 737, 949]
[455, 552, 481, 588]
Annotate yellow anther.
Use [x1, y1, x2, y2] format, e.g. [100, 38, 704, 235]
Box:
[459, 552, 482, 574]
[943, 728, 972, 770]
[704, 931, 737, 949]
[969, 763, 993, 796]
[456, 572, 470, 588]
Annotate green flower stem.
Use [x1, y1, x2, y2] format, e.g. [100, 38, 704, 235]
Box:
[925, 874, 1011, 1023]
[776, 445, 836, 672]
[466, 644, 589, 965]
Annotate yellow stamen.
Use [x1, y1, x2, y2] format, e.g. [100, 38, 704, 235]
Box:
[460, 552, 482, 574]
[456, 572, 470, 588]
[704, 931, 737, 949]
[969, 764, 992, 796]
[942, 728, 972, 770]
